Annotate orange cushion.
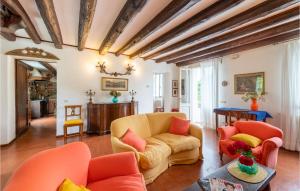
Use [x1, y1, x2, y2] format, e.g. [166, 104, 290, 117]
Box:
[169, 116, 190, 136]
[87, 174, 146, 191]
[122, 129, 146, 152]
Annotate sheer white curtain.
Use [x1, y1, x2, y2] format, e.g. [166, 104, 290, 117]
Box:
[280, 40, 300, 151]
[191, 67, 201, 122]
[199, 58, 220, 128]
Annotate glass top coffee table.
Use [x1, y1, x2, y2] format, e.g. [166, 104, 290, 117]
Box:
[184, 160, 276, 191]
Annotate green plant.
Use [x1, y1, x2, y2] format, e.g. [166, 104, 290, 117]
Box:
[109, 90, 121, 97]
[241, 89, 265, 102]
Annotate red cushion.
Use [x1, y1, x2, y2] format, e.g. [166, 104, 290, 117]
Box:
[169, 116, 190, 136]
[87, 174, 146, 191]
[121, 129, 146, 152]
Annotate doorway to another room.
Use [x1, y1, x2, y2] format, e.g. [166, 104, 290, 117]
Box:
[15, 59, 57, 141]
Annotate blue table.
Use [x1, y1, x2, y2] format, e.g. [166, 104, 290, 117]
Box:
[213, 107, 272, 133]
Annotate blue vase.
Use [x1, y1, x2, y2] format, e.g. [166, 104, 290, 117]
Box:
[112, 96, 118, 103]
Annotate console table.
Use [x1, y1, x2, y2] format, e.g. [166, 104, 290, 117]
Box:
[87, 102, 138, 135]
[214, 107, 272, 133]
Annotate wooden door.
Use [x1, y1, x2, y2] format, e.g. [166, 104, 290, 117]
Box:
[15, 61, 29, 136]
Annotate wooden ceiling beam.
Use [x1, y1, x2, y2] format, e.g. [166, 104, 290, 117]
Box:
[129, 0, 243, 59]
[39, 61, 56, 75]
[78, 0, 97, 51]
[115, 0, 200, 55]
[167, 20, 299, 64]
[35, 0, 63, 49]
[2, 0, 41, 44]
[0, 31, 16, 41]
[144, 0, 298, 60]
[176, 30, 300, 67]
[155, 7, 300, 62]
[99, 0, 147, 55]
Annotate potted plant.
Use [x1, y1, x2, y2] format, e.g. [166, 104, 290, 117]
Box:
[241, 89, 264, 111]
[228, 141, 258, 175]
[109, 90, 121, 103]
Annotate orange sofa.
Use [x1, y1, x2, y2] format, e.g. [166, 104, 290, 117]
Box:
[217, 121, 283, 168]
[4, 142, 146, 191]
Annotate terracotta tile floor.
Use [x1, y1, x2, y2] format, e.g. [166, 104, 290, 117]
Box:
[1, 117, 299, 190]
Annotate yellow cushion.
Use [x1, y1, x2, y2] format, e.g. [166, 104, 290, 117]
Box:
[231, 133, 262, 147]
[154, 133, 200, 154]
[139, 137, 171, 170]
[59, 178, 90, 191]
[64, 119, 83, 125]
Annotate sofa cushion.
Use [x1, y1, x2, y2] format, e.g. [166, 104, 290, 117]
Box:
[139, 137, 171, 170]
[231, 133, 262, 147]
[86, 174, 146, 191]
[146, 112, 186, 136]
[122, 129, 146, 152]
[169, 116, 190, 136]
[59, 178, 90, 191]
[154, 133, 200, 154]
[111, 114, 151, 139]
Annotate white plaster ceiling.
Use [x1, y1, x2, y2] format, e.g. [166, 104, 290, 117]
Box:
[13, 0, 298, 58]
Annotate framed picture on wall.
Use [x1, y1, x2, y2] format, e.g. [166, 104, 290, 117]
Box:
[101, 77, 128, 91]
[172, 88, 178, 97]
[172, 80, 178, 88]
[234, 72, 265, 94]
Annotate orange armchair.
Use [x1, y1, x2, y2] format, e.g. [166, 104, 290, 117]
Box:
[4, 142, 146, 191]
[217, 121, 283, 169]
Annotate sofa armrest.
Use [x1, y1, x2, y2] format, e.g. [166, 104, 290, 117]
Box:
[189, 123, 203, 159]
[262, 137, 283, 148]
[111, 136, 140, 161]
[217, 126, 238, 140]
[87, 152, 140, 183]
[260, 137, 283, 168]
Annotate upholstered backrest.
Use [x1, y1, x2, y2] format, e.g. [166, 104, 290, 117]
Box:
[110, 114, 152, 139]
[234, 121, 283, 141]
[4, 142, 91, 191]
[146, 112, 186, 136]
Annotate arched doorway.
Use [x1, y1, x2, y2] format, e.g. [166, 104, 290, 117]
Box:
[5, 47, 59, 141]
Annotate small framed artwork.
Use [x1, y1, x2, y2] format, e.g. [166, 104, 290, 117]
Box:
[101, 77, 128, 91]
[172, 80, 178, 88]
[234, 72, 265, 94]
[172, 88, 178, 97]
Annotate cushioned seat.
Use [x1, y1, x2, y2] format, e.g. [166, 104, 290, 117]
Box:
[87, 174, 146, 191]
[64, 119, 83, 125]
[111, 112, 203, 184]
[139, 137, 171, 170]
[4, 142, 146, 191]
[217, 121, 283, 168]
[154, 133, 200, 154]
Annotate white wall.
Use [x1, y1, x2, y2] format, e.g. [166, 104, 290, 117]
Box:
[218, 43, 286, 127]
[0, 37, 179, 144]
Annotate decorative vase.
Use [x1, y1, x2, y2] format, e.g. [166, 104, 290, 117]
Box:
[250, 98, 258, 111]
[238, 156, 258, 175]
[112, 96, 118, 103]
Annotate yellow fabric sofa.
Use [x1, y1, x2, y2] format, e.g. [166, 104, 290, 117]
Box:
[110, 112, 203, 184]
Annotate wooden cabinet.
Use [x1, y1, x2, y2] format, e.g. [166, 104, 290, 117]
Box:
[87, 102, 138, 135]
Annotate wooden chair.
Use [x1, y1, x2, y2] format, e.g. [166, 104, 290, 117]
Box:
[64, 105, 83, 141]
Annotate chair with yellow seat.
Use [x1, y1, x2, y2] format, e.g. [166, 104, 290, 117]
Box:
[64, 105, 83, 140]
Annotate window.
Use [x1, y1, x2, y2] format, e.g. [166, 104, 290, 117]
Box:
[153, 73, 164, 98]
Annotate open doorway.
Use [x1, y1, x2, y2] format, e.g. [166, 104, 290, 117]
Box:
[15, 59, 57, 139]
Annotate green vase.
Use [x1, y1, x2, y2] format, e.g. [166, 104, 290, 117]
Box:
[112, 96, 118, 103]
[238, 160, 258, 175]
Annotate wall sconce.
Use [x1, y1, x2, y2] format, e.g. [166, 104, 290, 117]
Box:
[96, 61, 135, 77]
